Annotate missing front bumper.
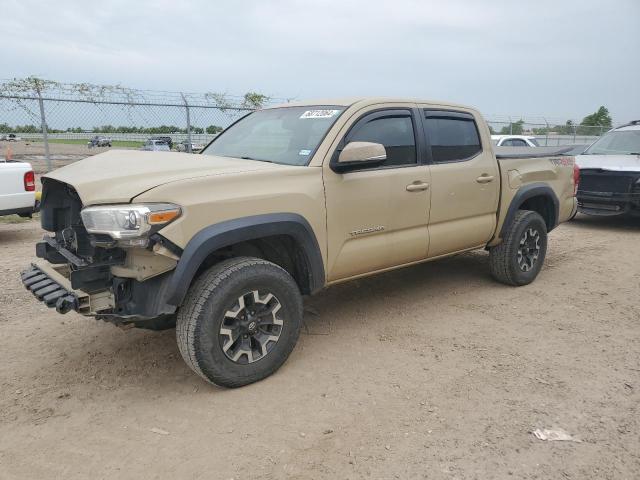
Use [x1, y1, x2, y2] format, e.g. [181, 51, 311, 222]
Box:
[22, 264, 81, 313]
[21, 263, 113, 315]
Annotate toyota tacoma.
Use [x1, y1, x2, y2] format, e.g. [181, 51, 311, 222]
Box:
[21, 98, 578, 387]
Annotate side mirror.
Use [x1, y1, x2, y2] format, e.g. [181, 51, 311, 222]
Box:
[333, 141, 386, 172]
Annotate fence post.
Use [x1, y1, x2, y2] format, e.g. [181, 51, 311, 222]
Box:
[543, 118, 549, 146]
[36, 89, 52, 172]
[181, 93, 192, 153]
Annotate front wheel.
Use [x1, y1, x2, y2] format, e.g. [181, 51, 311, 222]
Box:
[176, 257, 303, 388]
[489, 210, 548, 286]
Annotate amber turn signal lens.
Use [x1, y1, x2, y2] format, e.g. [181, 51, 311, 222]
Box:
[148, 209, 180, 224]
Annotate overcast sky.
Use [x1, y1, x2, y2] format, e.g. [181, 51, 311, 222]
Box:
[2, 0, 638, 123]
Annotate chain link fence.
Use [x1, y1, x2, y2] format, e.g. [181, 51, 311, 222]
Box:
[485, 117, 608, 147]
[0, 79, 612, 172]
[0, 80, 267, 171]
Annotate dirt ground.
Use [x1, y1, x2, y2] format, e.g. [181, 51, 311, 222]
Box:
[0, 140, 108, 157]
[0, 141, 126, 173]
[0, 215, 638, 480]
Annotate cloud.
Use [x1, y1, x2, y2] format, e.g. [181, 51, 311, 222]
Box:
[1, 0, 638, 122]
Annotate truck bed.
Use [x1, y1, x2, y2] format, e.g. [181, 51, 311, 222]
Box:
[490, 149, 577, 246]
[494, 146, 575, 159]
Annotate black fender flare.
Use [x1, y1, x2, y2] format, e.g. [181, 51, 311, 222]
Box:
[164, 213, 325, 306]
[499, 183, 560, 238]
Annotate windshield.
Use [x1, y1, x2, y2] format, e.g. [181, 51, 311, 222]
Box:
[583, 129, 640, 155]
[202, 106, 345, 165]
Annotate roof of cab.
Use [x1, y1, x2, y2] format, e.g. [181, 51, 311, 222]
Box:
[614, 120, 640, 131]
[266, 97, 475, 111]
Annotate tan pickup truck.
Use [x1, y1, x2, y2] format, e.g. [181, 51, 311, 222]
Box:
[22, 98, 578, 387]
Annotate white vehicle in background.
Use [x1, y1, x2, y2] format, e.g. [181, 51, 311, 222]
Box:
[0, 159, 37, 217]
[175, 140, 205, 153]
[140, 139, 171, 152]
[1, 134, 22, 142]
[492, 135, 540, 147]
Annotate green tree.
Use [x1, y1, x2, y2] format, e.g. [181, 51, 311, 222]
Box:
[15, 124, 39, 133]
[578, 106, 612, 135]
[500, 119, 524, 135]
[206, 125, 223, 134]
[581, 106, 612, 128]
[242, 91, 270, 109]
[561, 119, 575, 135]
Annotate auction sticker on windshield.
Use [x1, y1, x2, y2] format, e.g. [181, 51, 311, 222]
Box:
[300, 109, 341, 119]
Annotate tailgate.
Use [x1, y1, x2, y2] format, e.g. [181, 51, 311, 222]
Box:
[0, 161, 34, 210]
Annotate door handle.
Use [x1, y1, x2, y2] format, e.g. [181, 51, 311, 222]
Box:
[476, 175, 495, 184]
[406, 181, 430, 192]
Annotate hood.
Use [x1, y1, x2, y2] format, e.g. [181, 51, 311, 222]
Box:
[44, 150, 282, 204]
[576, 154, 640, 173]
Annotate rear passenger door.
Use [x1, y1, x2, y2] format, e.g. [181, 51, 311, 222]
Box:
[420, 109, 500, 257]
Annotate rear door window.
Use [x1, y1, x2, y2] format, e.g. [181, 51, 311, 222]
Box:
[423, 111, 482, 163]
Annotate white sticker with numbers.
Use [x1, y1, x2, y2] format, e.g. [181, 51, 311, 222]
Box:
[299, 109, 341, 119]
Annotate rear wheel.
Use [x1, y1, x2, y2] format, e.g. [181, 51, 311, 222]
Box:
[176, 257, 303, 388]
[489, 210, 548, 286]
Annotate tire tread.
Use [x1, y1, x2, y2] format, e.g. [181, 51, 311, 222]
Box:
[489, 210, 547, 286]
[176, 257, 301, 388]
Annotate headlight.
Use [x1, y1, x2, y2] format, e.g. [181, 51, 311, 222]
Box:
[81, 203, 181, 247]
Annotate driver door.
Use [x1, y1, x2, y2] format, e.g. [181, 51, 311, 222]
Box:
[323, 107, 431, 281]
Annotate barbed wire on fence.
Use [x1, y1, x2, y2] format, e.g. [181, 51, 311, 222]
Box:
[0, 77, 292, 107]
[0, 77, 614, 171]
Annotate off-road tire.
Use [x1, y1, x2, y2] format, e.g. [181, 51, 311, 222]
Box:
[489, 210, 548, 286]
[176, 257, 303, 388]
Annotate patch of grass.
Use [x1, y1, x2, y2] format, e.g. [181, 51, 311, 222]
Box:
[0, 213, 37, 224]
[29, 138, 144, 148]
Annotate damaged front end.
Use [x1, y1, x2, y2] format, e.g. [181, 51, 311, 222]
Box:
[22, 178, 182, 328]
